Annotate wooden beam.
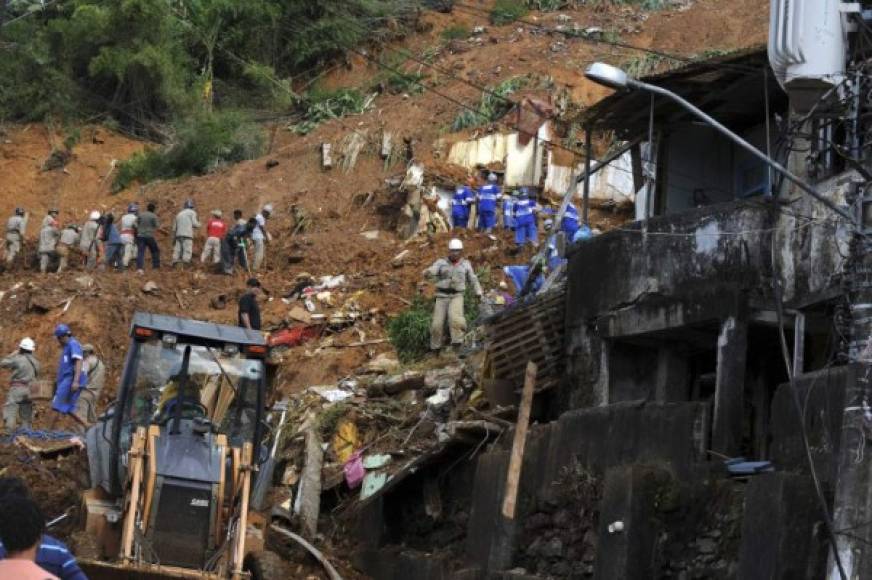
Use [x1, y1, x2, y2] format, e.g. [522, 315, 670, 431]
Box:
[501, 362, 537, 520]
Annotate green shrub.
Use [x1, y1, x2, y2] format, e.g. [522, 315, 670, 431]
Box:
[452, 76, 528, 131]
[441, 25, 470, 40]
[490, 0, 528, 25]
[528, 0, 572, 10]
[388, 296, 434, 363]
[290, 87, 370, 135]
[387, 284, 486, 362]
[375, 56, 426, 95]
[112, 111, 265, 192]
[622, 54, 670, 78]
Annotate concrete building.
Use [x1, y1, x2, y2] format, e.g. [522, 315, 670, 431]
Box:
[350, 45, 872, 580]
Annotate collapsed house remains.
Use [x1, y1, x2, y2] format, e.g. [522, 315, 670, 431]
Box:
[345, 10, 872, 577]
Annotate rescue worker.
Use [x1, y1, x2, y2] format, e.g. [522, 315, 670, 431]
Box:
[101, 213, 123, 270]
[451, 184, 473, 229]
[476, 173, 501, 232]
[41, 209, 59, 229]
[561, 202, 580, 241]
[135, 202, 160, 272]
[79, 211, 101, 269]
[72, 344, 104, 427]
[0, 338, 39, 432]
[172, 199, 200, 267]
[513, 187, 539, 248]
[424, 239, 483, 352]
[221, 218, 255, 275]
[572, 224, 593, 243]
[201, 209, 226, 264]
[49, 324, 85, 428]
[118, 203, 138, 268]
[0, 477, 88, 580]
[502, 190, 516, 230]
[238, 278, 263, 330]
[252, 204, 273, 271]
[55, 224, 79, 273]
[5, 208, 27, 266]
[37, 215, 60, 274]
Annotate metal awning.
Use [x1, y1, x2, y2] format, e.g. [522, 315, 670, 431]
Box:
[578, 47, 787, 139]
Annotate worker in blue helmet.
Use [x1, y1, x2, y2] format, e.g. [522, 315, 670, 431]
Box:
[50, 324, 86, 429]
[512, 187, 539, 247]
[476, 173, 501, 232]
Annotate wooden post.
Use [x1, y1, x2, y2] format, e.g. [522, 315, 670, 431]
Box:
[121, 428, 146, 560]
[233, 443, 253, 576]
[321, 143, 333, 170]
[502, 361, 537, 519]
[298, 427, 323, 539]
[381, 131, 393, 159]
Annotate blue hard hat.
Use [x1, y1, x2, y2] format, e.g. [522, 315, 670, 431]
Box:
[127, 203, 139, 213]
[184, 199, 195, 209]
[518, 187, 529, 196]
[54, 323, 71, 338]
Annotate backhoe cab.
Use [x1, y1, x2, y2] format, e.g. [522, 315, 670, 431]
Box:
[81, 312, 283, 580]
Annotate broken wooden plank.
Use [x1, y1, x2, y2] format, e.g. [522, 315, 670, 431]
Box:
[296, 427, 323, 539]
[321, 143, 333, 169]
[502, 361, 537, 520]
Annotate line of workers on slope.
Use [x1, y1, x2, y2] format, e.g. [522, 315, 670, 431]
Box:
[4, 200, 279, 276]
[449, 173, 592, 248]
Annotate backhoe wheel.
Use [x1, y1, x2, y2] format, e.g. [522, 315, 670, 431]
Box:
[243, 550, 289, 580]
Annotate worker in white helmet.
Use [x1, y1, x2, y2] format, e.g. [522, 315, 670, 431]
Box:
[79, 211, 102, 269]
[423, 238, 483, 352]
[0, 337, 40, 431]
[251, 203, 273, 272]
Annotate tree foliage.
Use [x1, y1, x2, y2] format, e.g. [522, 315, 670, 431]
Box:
[0, 0, 419, 132]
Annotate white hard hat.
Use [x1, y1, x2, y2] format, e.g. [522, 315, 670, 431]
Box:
[89, 210, 101, 220]
[262, 203, 274, 214]
[19, 337, 35, 352]
[487, 173, 498, 182]
[448, 239, 463, 251]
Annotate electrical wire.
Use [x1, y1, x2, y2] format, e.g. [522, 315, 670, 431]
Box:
[769, 207, 848, 580]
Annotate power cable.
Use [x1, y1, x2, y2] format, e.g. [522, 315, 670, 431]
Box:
[769, 208, 848, 580]
[450, 1, 872, 82]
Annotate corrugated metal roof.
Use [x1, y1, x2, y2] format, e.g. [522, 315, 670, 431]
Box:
[575, 47, 786, 139]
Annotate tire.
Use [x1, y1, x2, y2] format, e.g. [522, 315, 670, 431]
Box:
[243, 550, 289, 580]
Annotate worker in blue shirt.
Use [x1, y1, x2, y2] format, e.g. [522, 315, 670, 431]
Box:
[0, 477, 87, 580]
[562, 203, 580, 240]
[476, 173, 501, 232]
[50, 324, 86, 428]
[451, 184, 473, 229]
[502, 190, 516, 230]
[572, 224, 593, 243]
[513, 188, 539, 247]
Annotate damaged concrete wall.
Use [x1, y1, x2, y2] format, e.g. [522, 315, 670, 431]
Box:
[774, 170, 855, 305]
[562, 202, 773, 410]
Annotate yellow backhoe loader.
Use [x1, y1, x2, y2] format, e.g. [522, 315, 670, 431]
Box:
[77, 312, 286, 579]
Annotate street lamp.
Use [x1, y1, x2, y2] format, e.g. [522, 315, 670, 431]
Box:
[583, 62, 855, 223]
